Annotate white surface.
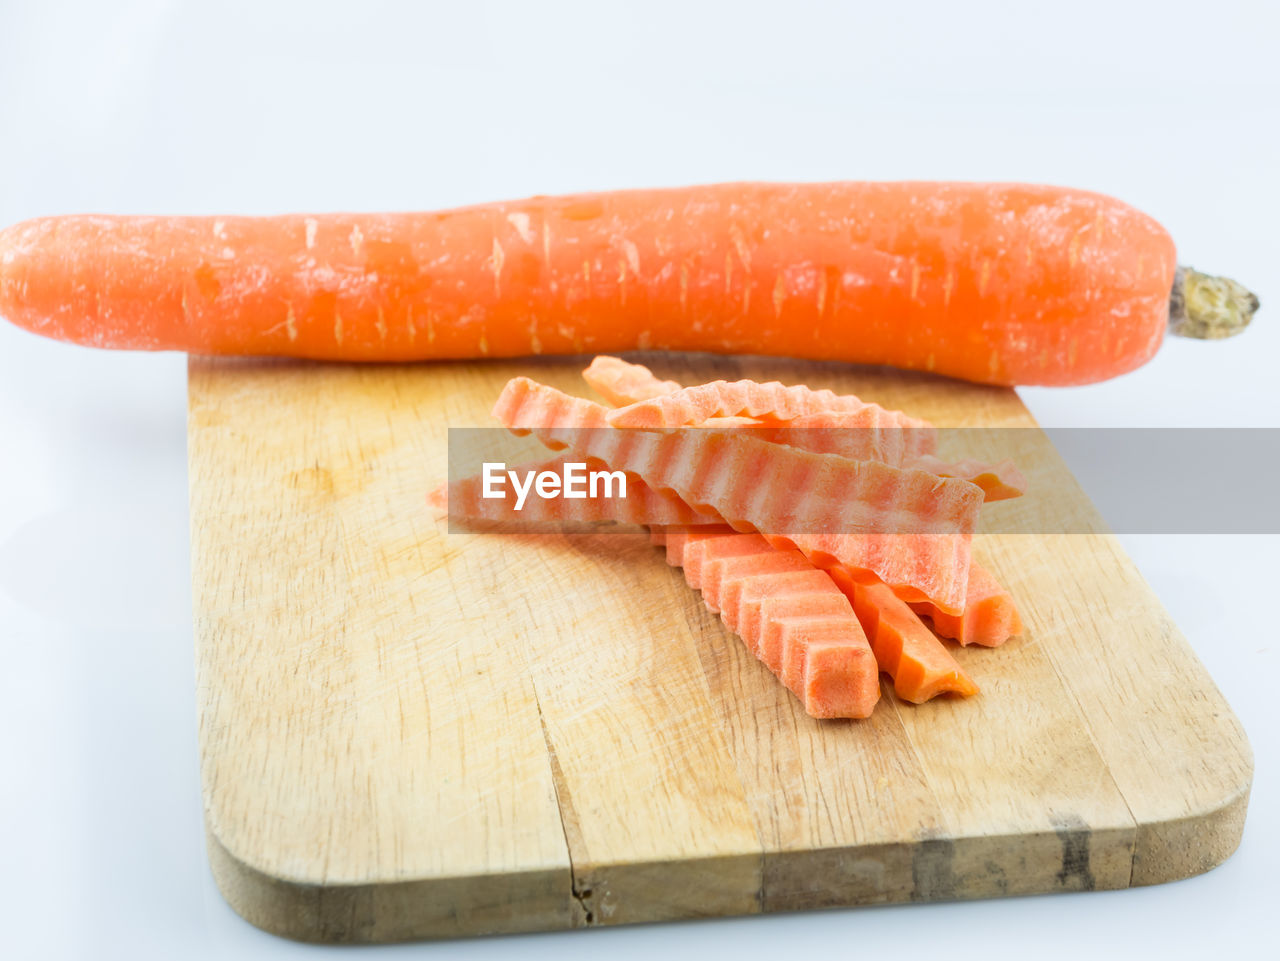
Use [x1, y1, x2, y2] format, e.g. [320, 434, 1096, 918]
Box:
[0, 2, 1276, 958]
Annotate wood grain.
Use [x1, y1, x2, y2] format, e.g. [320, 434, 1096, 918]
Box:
[188, 353, 1252, 942]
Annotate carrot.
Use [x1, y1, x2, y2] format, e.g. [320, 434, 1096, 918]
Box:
[494, 377, 982, 613]
[747, 412, 928, 469]
[664, 531, 879, 719]
[606, 379, 934, 447]
[668, 529, 977, 710]
[583, 355, 682, 406]
[654, 525, 735, 586]
[585, 358, 1018, 500]
[739, 573, 849, 658]
[1, 184, 1255, 385]
[911, 562, 1024, 647]
[759, 595, 857, 679]
[908, 456, 1026, 503]
[786, 620, 881, 719]
[736, 420, 1022, 502]
[830, 571, 980, 703]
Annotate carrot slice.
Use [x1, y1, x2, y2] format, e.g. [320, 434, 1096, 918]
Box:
[658, 526, 737, 586]
[830, 571, 979, 703]
[685, 534, 774, 606]
[583, 359, 1023, 500]
[910, 455, 1027, 502]
[494, 377, 980, 613]
[802, 631, 884, 720]
[749, 410, 929, 469]
[606, 378, 935, 450]
[756, 592, 856, 674]
[748, 419, 1021, 502]
[911, 562, 1024, 647]
[434, 454, 721, 527]
[662, 531, 879, 719]
[583, 355, 682, 406]
[706, 552, 820, 631]
[736, 571, 840, 653]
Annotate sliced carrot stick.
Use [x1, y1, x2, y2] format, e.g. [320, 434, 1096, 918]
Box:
[583, 355, 682, 406]
[801, 629, 884, 720]
[663, 531, 879, 718]
[669, 529, 973, 712]
[583, 360, 1017, 499]
[747, 419, 1022, 502]
[738, 572, 845, 654]
[749, 411, 928, 471]
[658, 526, 736, 586]
[757, 593, 856, 675]
[493, 375, 611, 430]
[606, 379, 935, 453]
[910, 455, 1027, 502]
[433, 454, 721, 527]
[780, 617, 877, 713]
[707, 553, 822, 631]
[493, 377, 980, 613]
[647, 444, 1019, 649]
[911, 562, 1024, 647]
[684, 534, 774, 608]
[829, 570, 979, 702]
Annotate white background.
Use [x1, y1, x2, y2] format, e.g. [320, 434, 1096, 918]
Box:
[0, 2, 1276, 958]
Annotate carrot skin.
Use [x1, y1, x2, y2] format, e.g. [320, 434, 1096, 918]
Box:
[0, 183, 1176, 385]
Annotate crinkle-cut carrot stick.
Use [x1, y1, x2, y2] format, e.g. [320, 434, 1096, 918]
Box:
[746, 419, 1021, 502]
[580, 358, 1017, 499]
[798, 626, 884, 720]
[911, 562, 1024, 647]
[828, 569, 979, 702]
[655, 525, 734, 578]
[682, 533, 774, 603]
[910, 456, 1026, 502]
[606, 378, 935, 449]
[757, 593, 855, 675]
[494, 377, 980, 613]
[581, 358, 933, 460]
[737, 572, 844, 655]
[663, 531, 879, 719]
[706, 552, 817, 628]
[431, 455, 721, 527]
[583, 355, 683, 406]
[492, 375, 612, 431]
[749, 412, 927, 469]
[666, 529, 971, 712]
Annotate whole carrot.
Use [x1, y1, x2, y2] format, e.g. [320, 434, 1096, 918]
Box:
[0, 183, 1257, 385]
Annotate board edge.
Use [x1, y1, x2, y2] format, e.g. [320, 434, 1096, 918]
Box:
[1129, 775, 1252, 887]
[204, 821, 573, 943]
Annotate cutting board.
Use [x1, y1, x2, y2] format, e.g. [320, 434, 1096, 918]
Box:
[187, 354, 1251, 943]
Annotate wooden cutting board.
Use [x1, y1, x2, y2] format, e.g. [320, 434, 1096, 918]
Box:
[187, 354, 1251, 943]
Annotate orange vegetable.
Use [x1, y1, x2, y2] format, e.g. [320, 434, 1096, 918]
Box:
[911, 562, 1024, 647]
[588, 358, 1019, 501]
[0, 182, 1220, 386]
[583, 355, 682, 406]
[833, 572, 980, 703]
[909, 456, 1026, 503]
[660, 529, 879, 719]
[494, 376, 982, 613]
[606, 379, 934, 443]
